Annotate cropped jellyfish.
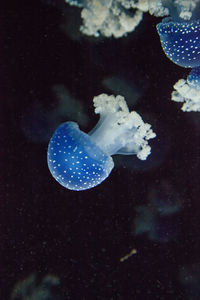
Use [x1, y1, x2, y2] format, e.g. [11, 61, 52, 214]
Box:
[156, 3, 200, 68]
[155, 0, 200, 111]
[65, 0, 149, 38]
[47, 94, 156, 191]
[171, 68, 200, 111]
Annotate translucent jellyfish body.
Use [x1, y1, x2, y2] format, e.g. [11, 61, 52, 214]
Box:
[134, 180, 181, 243]
[152, 0, 200, 20]
[11, 274, 61, 300]
[47, 94, 156, 191]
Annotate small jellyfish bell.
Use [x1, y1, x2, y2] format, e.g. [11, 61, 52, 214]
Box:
[156, 1, 200, 68]
[47, 94, 156, 191]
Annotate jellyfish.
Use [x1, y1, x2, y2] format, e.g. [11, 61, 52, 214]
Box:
[156, 0, 200, 111]
[156, 4, 200, 68]
[47, 94, 156, 191]
[171, 70, 200, 111]
[156, 0, 200, 68]
[156, 0, 200, 63]
[65, 0, 149, 38]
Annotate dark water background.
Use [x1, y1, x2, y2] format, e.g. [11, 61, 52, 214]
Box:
[1, 1, 200, 299]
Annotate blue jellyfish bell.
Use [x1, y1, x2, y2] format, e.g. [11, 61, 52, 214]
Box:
[47, 121, 114, 191]
[157, 17, 200, 68]
[47, 94, 156, 191]
[156, 2, 200, 111]
[156, 0, 200, 68]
